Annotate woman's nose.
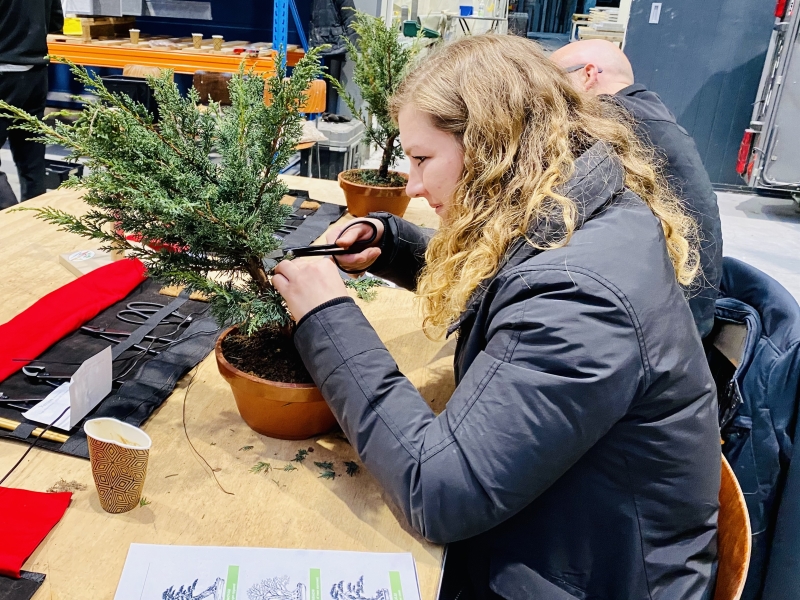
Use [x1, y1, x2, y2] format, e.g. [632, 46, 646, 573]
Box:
[406, 172, 425, 198]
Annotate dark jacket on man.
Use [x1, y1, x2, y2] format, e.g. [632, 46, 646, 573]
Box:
[0, 0, 64, 65]
[309, 0, 357, 56]
[611, 84, 723, 339]
[294, 143, 721, 599]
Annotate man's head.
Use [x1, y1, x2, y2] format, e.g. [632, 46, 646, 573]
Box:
[549, 40, 634, 96]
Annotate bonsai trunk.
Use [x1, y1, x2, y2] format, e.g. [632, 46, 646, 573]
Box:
[378, 133, 398, 181]
[246, 257, 270, 293]
[245, 256, 293, 338]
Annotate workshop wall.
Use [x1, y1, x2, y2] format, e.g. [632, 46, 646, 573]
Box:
[624, 0, 776, 185]
[135, 0, 311, 47]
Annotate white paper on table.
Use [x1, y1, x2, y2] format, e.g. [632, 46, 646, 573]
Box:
[21, 382, 72, 430]
[114, 544, 422, 600]
[23, 347, 113, 431]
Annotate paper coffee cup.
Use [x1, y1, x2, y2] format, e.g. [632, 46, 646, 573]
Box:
[192, 32, 203, 49]
[129, 28, 140, 44]
[85, 418, 152, 514]
[212, 35, 224, 51]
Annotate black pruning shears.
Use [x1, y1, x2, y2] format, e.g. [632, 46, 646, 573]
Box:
[264, 220, 378, 274]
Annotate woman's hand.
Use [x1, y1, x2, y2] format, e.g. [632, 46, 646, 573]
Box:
[326, 218, 384, 275]
[272, 258, 349, 322]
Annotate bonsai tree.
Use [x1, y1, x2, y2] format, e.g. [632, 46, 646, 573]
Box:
[0, 50, 324, 336]
[329, 12, 420, 186]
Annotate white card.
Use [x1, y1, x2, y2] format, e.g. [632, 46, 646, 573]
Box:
[649, 2, 662, 23]
[23, 347, 113, 431]
[68, 346, 113, 427]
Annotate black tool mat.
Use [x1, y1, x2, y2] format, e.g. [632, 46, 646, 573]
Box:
[280, 190, 347, 247]
[0, 195, 346, 459]
[0, 571, 45, 600]
[0, 278, 219, 458]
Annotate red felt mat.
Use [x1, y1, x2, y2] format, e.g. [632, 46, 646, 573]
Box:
[0, 487, 71, 578]
[0, 258, 147, 383]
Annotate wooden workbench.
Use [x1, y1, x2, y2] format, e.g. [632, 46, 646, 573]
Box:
[0, 178, 452, 599]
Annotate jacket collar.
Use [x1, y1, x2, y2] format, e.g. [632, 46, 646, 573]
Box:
[614, 83, 648, 97]
[447, 141, 626, 336]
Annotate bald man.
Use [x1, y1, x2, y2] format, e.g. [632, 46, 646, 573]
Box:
[551, 40, 722, 340]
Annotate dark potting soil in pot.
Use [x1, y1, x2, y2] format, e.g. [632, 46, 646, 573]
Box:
[221, 326, 314, 384]
[342, 169, 407, 188]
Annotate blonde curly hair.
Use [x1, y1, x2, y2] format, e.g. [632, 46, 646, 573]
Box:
[389, 35, 699, 338]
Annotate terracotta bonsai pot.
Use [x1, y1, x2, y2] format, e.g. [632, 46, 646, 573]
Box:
[215, 327, 337, 440]
[338, 169, 411, 218]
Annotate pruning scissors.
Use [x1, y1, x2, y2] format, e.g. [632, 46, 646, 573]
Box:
[21, 365, 73, 388]
[80, 326, 173, 354]
[116, 302, 193, 327]
[0, 392, 45, 410]
[264, 220, 379, 273]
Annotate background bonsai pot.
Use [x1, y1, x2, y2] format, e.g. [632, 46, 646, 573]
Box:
[215, 327, 337, 440]
[338, 170, 411, 217]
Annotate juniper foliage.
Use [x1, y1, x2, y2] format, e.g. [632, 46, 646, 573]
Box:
[328, 11, 420, 182]
[0, 50, 324, 335]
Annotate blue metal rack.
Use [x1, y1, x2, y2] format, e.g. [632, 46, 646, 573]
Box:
[274, 0, 308, 68]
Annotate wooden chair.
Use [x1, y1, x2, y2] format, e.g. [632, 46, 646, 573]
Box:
[299, 78, 326, 115]
[263, 78, 327, 114]
[122, 64, 172, 80]
[714, 455, 751, 600]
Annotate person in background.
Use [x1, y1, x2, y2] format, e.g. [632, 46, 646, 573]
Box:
[273, 35, 720, 599]
[550, 39, 723, 339]
[309, 0, 357, 115]
[0, 0, 63, 209]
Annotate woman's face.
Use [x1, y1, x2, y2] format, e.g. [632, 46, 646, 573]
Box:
[398, 106, 465, 220]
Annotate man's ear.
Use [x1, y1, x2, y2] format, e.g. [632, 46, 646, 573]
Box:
[583, 63, 602, 92]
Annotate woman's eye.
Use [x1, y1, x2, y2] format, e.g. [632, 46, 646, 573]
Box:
[413, 156, 427, 166]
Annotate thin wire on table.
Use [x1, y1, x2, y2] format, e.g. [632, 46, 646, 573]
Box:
[0, 405, 70, 486]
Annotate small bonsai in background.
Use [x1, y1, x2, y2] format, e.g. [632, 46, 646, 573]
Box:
[328, 11, 420, 186]
[0, 51, 324, 337]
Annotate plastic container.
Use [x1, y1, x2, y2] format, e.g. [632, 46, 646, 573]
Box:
[459, 4, 474, 16]
[299, 119, 364, 180]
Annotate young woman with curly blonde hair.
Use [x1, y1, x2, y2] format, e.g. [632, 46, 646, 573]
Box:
[274, 35, 720, 600]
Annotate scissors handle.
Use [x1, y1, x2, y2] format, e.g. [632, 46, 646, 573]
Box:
[286, 220, 379, 258]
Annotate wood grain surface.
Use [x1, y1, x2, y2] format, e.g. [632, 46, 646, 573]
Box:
[0, 180, 453, 599]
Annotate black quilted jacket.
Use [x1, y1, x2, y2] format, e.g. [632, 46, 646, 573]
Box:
[294, 142, 721, 599]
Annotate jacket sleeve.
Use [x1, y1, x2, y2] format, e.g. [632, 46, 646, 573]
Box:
[335, 0, 359, 45]
[49, 0, 64, 34]
[367, 214, 430, 291]
[294, 266, 647, 544]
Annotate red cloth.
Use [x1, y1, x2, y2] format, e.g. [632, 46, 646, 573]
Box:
[0, 487, 71, 578]
[0, 258, 147, 382]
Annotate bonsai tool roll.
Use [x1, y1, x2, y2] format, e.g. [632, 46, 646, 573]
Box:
[0, 278, 220, 458]
[0, 259, 147, 383]
[0, 570, 45, 600]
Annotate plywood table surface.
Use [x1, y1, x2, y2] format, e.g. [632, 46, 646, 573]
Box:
[0, 181, 454, 599]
